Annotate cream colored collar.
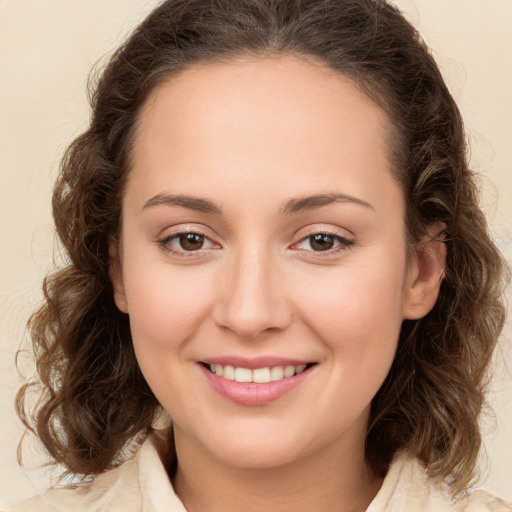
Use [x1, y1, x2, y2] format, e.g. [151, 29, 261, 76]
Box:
[8, 432, 511, 511]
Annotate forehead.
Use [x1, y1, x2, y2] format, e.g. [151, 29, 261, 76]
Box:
[128, 56, 401, 214]
[136, 55, 392, 149]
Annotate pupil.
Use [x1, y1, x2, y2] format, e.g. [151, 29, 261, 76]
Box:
[311, 234, 334, 251]
[180, 233, 204, 251]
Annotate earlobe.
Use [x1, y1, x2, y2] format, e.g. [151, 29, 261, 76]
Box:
[402, 222, 447, 320]
[109, 241, 129, 314]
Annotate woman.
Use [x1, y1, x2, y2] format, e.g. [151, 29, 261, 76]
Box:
[10, 0, 510, 510]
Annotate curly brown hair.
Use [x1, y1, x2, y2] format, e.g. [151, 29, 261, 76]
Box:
[17, 0, 508, 494]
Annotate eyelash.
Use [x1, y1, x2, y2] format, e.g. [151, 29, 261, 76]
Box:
[157, 230, 354, 257]
[292, 231, 354, 254]
[157, 231, 219, 257]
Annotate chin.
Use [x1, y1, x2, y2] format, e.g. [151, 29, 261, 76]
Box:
[216, 443, 304, 470]
[196, 423, 318, 470]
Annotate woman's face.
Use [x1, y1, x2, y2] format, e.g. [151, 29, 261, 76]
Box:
[113, 56, 437, 468]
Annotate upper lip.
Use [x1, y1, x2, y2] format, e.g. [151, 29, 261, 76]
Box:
[200, 356, 314, 369]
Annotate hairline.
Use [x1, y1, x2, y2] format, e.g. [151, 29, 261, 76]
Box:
[118, 50, 411, 242]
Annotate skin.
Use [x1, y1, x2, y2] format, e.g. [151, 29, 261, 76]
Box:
[111, 56, 445, 512]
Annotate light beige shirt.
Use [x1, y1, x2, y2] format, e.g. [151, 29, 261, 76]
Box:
[8, 434, 511, 512]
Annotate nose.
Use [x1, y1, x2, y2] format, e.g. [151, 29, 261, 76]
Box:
[213, 244, 292, 339]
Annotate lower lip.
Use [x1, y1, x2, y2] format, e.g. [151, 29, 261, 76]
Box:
[199, 364, 314, 406]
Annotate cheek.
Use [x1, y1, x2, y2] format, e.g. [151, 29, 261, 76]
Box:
[124, 262, 215, 353]
[123, 263, 218, 409]
[293, 251, 406, 358]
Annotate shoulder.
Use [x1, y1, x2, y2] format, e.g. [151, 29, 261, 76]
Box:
[6, 448, 142, 512]
[461, 490, 512, 512]
[6, 431, 185, 512]
[368, 452, 512, 512]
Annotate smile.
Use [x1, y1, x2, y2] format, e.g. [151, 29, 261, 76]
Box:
[200, 360, 316, 405]
[207, 363, 309, 383]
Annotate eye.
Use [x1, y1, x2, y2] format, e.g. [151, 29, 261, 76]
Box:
[158, 232, 218, 254]
[294, 232, 353, 252]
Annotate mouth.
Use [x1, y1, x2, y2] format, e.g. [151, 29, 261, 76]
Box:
[198, 359, 317, 405]
[201, 362, 315, 384]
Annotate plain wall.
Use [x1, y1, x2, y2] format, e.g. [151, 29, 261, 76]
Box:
[1, 0, 510, 507]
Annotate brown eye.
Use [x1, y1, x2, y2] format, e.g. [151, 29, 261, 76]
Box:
[309, 234, 335, 251]
[158, 230, 219, 256]
[178, 233, 205, 251]
[293, 232, 354, 254]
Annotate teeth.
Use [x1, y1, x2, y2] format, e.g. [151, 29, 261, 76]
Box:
[223, 365, 235, 380]
[253, 367, 271, 383]
[209, 363, 309, 383]
[234, 367, 252, 382]
[284, 365, 295, 378]
[270, 366, 284, 381]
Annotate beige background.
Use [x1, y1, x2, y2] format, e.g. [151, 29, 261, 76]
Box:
[1, 0, 511, 507]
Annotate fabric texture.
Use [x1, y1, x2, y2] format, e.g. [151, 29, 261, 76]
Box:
[7, 432, 511, 512]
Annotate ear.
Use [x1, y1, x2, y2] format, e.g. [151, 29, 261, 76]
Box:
[402, 222, 447, 320]
[109, 240, 129, 314]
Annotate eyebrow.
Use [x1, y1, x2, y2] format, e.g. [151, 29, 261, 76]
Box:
[281, 193, 374, 214]
[142, 191, 373, 216]
[142, 193, 223, 215]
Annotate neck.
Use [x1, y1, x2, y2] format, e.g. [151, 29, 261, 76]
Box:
[171, 426, 383, 512]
